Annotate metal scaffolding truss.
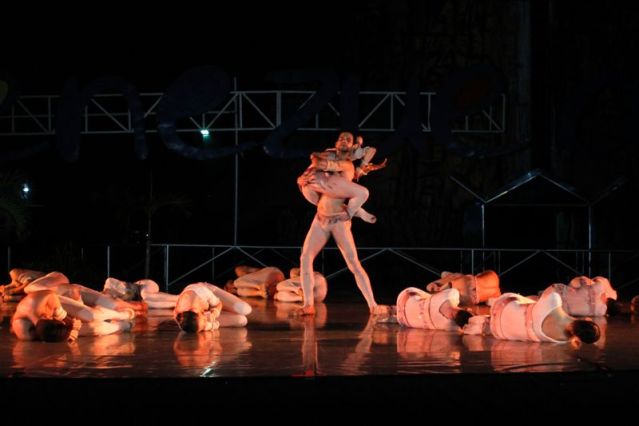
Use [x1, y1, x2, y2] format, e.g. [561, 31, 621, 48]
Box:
[450, 169, 626, 276]
[0, 86, 506, 136]
[14, 244, 632, 293]
[148, 245, 636, 291]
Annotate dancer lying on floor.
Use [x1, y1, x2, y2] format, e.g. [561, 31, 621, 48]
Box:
[463, 290, 600, 345]
[25, 271, 143, 314]
[425, 270, 501, 306]
[225, 266, 286, 299]
[396, 287, 473, 331]
[174, 282, 252, 332]
[274, 267, 328, 303]
[11, 289, 133, 342]
[538, 276, 620, 317]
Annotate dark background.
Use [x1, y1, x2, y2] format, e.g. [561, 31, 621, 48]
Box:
[2, 0, 639, 301]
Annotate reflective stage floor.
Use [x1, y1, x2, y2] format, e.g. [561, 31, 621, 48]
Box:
[2, 299, 639, 410]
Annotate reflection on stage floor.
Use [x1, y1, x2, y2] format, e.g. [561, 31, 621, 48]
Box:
[3, 298, 639, 412]
[2, 300, 638, 378]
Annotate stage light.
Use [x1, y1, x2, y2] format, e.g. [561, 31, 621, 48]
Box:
[200, 129, 212, 145]
[21, 183, 30, 199]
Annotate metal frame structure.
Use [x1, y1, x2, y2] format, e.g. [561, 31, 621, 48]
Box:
[8, 83, 635, 291]
[451, 169, 626, 275]
[1, 79, 507, 247]
[0, 85, 637, 289]
[151, 245, 637, 291]
[0, 85, 506, 136]
[7, 243, 632, 293]
[11, 83, 636, 289]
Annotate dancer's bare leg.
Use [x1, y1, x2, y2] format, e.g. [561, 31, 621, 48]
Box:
[134, 280, 178, 309]
[74, 285, 140, 312]
[350, 207, 377, 224]
[331, 221, 386, 314]
[142, 292, 179, 309]
[23, 272, 70, 293]
[304, 176, 376, 223]
[59, 295, 134, 322]
[204, 283, 252, 316]
[323, 176, 375, 223]
[295, 218, 330, 316]
[79, 319, 132, 336]
[218, 312, 248, 327]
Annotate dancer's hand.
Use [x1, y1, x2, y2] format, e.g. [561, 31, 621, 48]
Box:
[356, 158, 387, 180]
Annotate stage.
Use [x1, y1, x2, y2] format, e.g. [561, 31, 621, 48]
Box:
[2, 299, 639, 410]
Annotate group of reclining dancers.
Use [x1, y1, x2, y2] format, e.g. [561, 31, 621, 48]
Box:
[0, 265, 324, 341]
[0, 265, 627, 349]
[0, 131, 633, 347]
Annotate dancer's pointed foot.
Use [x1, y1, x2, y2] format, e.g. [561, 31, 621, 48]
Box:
[370, 304, 396, 322]
[370, 304, 392, 315]
[353, 208, 377, 224]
